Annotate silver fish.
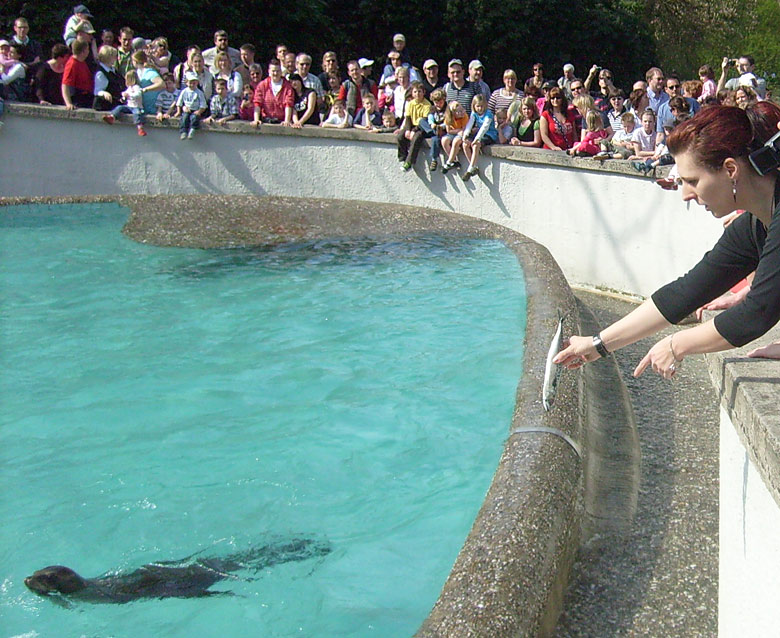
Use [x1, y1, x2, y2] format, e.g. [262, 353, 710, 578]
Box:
[542, 313, 565, 411]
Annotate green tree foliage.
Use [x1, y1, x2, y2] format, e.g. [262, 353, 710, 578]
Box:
[739, 0, 780, 92]
[2, 0, 655, 90]
[646, 0, 779, 93]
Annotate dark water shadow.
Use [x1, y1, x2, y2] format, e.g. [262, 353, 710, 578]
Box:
[158, 235, 491, 280]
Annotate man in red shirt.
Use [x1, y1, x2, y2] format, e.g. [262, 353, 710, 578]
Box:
[251, 58, 293, 127]
[62, 40, 93, 109]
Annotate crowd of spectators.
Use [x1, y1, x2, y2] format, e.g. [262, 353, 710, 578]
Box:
[0, 5, 774, 179]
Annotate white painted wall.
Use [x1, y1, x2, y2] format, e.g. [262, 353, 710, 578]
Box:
[2, 113, 724, 299]
[719, 406, 780, 637]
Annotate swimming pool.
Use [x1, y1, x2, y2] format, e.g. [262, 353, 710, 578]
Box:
[0, 202, 526, 637]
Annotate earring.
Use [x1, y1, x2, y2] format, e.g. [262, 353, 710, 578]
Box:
[732, 180, 737, 203]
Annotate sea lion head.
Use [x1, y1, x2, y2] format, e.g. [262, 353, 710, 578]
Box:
[24, 566, 88, 596]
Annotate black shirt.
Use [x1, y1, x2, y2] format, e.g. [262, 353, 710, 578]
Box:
[652, 180, 780, 346]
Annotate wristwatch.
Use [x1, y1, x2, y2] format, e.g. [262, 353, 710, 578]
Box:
[592, 334, 609, 358]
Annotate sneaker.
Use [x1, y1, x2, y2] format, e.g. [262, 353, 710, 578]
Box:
[102, 114, 115, 125]
[441, 161, 452, 174]
[430, 159, 438, 172]
[593, 151, 610, 161]
[180, 132, 187, 140]
[187, 129, 195, 139]
[401, 162, 412, 172]
[462, 167, 473, 182]
[656, 177, 678, 190]
[137, 126, 147, 137]
[631, 160, 650, 174]
[452, 160, 461, 169]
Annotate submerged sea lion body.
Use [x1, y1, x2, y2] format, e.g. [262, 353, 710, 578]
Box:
[25, 538, 330, 604]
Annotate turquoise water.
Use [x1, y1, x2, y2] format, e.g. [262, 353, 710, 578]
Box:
[0, 203, 526, 637]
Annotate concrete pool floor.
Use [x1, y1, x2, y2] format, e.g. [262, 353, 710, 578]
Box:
[555, 291, 718, 637]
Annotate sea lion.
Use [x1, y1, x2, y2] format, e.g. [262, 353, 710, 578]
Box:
[25, 538, 330, 604]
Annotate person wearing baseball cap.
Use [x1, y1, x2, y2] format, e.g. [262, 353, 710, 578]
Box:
[63, 5, 94, 45]
[468, 59, 490, 100]
[444, 58, 476, 114]
[391, 33, 411, 66]
[422, 59, 445, 96]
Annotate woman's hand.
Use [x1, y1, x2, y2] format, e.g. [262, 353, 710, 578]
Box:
[634, 335, 680, 379]
[695, 285, 750, 320]
[553, 335, 600, 369]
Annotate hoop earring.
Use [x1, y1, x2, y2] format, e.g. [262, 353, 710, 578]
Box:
[732, 180, 738, 203]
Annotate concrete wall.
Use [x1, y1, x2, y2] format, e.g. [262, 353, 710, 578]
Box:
[2, 105, 724, 299]
[719, 406, 780, 637]
[707, 323, 780, 637]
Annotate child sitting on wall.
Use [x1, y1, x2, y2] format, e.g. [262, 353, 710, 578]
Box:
[204, 78, 238, 125]
[495, 108, 513, 144]
[155, 73, 178, 122]
[102, 69, 147, 136]
[174, 71, 207, 139]
[418, 88, 447, 171]
[595, 111, 636, 160]
[374, 109, 398, 133]
[568, 109, 609, 157]
[320, 99, 352, 128]
[460, 93, 498, 180]
[239, 84, 254, 120]
[353, 94, 383, 130]
[396, 81, 432, 171]
[441, 100, 469, 173]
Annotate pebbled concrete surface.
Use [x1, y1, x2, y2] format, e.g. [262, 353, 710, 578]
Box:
[554, 291, 718, 638]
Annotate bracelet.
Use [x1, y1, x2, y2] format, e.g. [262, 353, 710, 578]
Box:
[669, 334, 683, 364]
[592, 334, 609, 358]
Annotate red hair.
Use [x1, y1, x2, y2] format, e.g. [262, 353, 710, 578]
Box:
[668, 103, 780, 170]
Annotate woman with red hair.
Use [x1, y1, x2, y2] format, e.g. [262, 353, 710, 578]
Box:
[555, 102, 780, 376]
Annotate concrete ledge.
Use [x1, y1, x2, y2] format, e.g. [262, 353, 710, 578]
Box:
[6, 102, 665, 180]
[706, 319, 780, 507]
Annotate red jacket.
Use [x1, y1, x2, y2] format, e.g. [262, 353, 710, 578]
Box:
[253, 77, 294, 121]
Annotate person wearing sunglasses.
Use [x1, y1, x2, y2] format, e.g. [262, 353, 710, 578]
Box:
[539, 87, 577, 151]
